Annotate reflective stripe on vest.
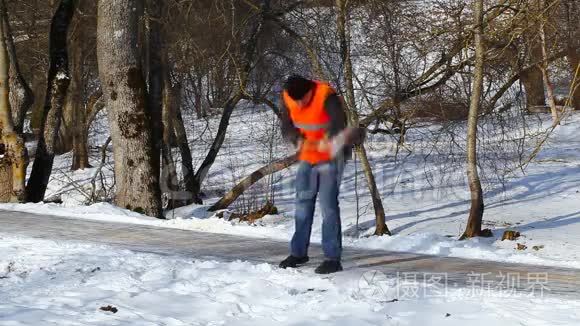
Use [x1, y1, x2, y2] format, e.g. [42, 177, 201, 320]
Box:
[293, 122, 330, 131]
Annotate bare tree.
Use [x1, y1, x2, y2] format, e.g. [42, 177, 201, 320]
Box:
[26, 0, 76, 202]
[68, 0, 97, 170]
[97, 0, 162, 217]
[171, 81, 198, 204]
[336, 0, 390, 236]
[0, 6, 26, 203]
[146, 0, 183, 208]
[461, 0, 485, 240]
[146, 0, 164, 191]
[537, 0, 559, 122]
[1, 0, 34, 135]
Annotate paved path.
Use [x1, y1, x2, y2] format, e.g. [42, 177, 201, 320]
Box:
[1, 210, 579, 298]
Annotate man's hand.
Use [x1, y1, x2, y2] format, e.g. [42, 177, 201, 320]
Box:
[317, 138, 331, 152]
[295, 139, 304, 152]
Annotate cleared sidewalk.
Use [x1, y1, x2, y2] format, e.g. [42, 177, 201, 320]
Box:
[1, 209, 578, 298]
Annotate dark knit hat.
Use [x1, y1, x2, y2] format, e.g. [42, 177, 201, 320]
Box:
[284, 75, 315, 100]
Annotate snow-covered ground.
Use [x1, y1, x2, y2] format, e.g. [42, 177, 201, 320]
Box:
[2, 103, 580, 324]
[2, 235, 580, 326]
[3, 107, 580, 270]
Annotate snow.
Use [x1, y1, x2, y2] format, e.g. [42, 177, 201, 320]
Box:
[2, 199, 579, 271]
[55, 72, 69, 80]
[3, 3, 579, 323]
[2, 89, 580, 325]
[1, 235, 579, 325]
[4, 109, 580, 271]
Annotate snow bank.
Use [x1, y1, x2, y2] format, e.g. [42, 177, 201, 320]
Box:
[1, 235, 579, 325]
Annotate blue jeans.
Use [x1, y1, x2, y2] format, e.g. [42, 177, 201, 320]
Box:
[291, 159, 344, 261]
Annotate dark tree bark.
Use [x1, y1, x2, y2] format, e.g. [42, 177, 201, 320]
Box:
[522, 23, 547, 110]
[192, 72, 205, 119]
[58, 29, 81, 156]
[71, 80, 91, 171]
[461, 0, 485, 240]
[147, 0, 183, 209]
[161, 72, 181, 208]
[72, 88, 103, 170]
[521, 68, 546, 109]
[172, 87, 200, 204]
[26, 0, 76, 202]
[86, 89, 104, 133]
[57, 2, 90, 157]
[97, 0, 162, 217]
[67, 6, 92, 170]
[191, 93, 242, 201]
[146, 0, 164, 184]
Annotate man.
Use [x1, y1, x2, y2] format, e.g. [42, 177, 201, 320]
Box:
[279, 75, 363, 274]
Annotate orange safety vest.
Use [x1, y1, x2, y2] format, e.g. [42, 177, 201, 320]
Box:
[283, 81, 335, 164]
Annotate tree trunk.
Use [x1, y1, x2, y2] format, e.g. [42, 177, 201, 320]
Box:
[161, 71, 181, 208]
[97, 0, 162, 217]
[0, 9, 26, 203]
[26, 0, 76, 203]
[564, 0, 580, 110]
[172, 87, 200, 204]
[86, 89, 104, 132]
[538, 0, 559, 123]
[521, 67, 546, 109]
[1, 0, 34, 135]
[70, 75, 91, 170]
[57, 21, 83, 155]
[461, 0, 485, 240]
[71, 94, 90, 171]
[521, 4, 547, 111]
[148, 0, 183, 209]
[355, 145, 390, 235]
[72, 89, 103, 170]
[191, 92, 242, 201]
[146, 0, 163, 186]
[193, 73, 204, 119]
[336, 0, 390, 235]
[68, 13, 89, 168]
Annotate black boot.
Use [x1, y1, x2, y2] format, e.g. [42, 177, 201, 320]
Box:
[315, 260, 343, 274]
[279, 255, 309, 269]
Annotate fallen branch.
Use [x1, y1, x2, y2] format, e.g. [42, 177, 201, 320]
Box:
[208, 154, 297, 211]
